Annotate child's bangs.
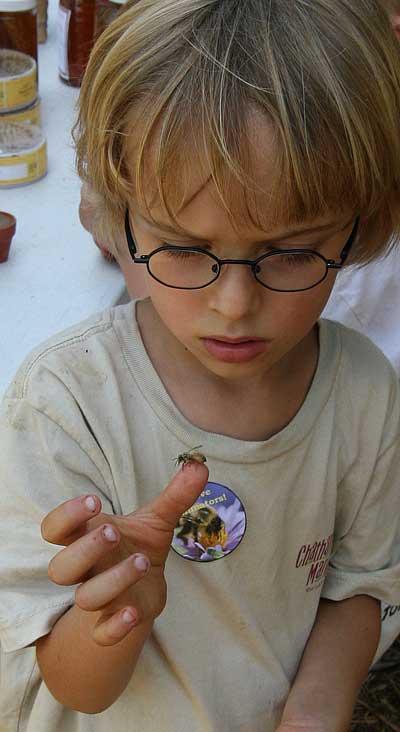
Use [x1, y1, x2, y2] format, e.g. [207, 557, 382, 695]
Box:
[128, 93, 395, 248]
[125, 0, 400, 249]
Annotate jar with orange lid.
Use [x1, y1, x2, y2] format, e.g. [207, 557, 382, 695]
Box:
[57, 0, 95, 87]
[0, 0, 38, 62]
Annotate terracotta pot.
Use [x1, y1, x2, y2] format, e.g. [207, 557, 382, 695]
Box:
[0, 212, 16, 263]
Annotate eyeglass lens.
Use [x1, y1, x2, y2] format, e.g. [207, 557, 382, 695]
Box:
[148, 249, 328, 291]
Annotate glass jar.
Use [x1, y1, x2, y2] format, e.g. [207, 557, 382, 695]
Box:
[0, 0, 38, 62]
[36, 0, 47, 43]
[94, 0, 125, 40]
[0, 49, 37, 112]
[58, 0, 95, 87]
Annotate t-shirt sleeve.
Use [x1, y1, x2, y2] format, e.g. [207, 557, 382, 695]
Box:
[0, 379, 116, 653]
[321, 363, 400, 606]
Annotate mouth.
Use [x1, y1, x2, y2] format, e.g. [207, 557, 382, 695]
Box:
[201, 336, 268, 363]
[208, 336, 265, 344]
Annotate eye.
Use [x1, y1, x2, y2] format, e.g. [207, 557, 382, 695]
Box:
[278, 252, 320, 266]
[162, 247, 200, 259]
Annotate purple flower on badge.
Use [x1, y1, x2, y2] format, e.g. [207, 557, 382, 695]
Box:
[172, 495, 246, 562]
[218, 498, 246, 552]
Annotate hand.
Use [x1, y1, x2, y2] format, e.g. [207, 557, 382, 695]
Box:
[41, 461, 209, 646]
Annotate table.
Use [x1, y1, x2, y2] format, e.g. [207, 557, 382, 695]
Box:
[0, 0, 127, 397]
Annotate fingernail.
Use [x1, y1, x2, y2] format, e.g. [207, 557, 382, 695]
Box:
[181, 461, 197, 471]
[84, 495, 97, 512]
[122, 609, 136, 625]
[103, 524, 118, 542]
[133, 554, 150, 572]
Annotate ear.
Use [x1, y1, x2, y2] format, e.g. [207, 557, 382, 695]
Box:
[390, 13, 400, 39]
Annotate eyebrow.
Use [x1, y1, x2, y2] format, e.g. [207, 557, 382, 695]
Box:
[138, 213, 352, 242]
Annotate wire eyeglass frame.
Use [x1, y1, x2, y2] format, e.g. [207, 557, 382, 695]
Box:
[124, 209, 360, 293]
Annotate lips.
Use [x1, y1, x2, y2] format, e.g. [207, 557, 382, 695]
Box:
[201, 336, 268, 363]
[208, 336, 265, 343]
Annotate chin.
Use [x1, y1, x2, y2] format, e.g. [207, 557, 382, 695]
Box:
[201, 353, 273, 381]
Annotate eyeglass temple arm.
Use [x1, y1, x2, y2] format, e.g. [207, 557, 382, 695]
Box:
[338, 217, 360, 265]
[125, 209, 147, 260]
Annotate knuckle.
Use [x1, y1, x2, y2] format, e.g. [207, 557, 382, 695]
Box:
[153, 593, 167, 618]
[102, 562, 133, 599]
[40, 519, 52, 543]
[47, 559, 61, 585]
[92, 619, 123, 647]
[48, 550, 84, 587]
[74, 583, 90, 610]
[92, 630, 110, 647]
[111, 563, 129, 590]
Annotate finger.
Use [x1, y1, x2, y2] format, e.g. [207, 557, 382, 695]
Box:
[48, 523, 120, 585]
[147, 461, 209, 530]
[75, 553, 150, 611]
[91, 606, 141, 647]
[41, 494, 102, 546]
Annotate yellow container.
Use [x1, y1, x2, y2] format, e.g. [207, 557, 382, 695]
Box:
[0, 118, 47, 186]
[0, 96, 41, 126]
[0, 49, 37, 112]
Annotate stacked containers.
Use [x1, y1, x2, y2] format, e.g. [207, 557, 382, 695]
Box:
[0, 0, 47, 187]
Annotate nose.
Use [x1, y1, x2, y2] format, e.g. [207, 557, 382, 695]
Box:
[207, 262, 262, 320]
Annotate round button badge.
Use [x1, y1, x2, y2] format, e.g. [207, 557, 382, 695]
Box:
[171, 481, 247, 562]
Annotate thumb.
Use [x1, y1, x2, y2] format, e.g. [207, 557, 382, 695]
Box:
[147, 462, 209, 529]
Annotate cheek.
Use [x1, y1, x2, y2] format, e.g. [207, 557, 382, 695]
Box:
[275, 278, 335, 328]
[119, 260, 149, 300]
[148, 284, 203, 331]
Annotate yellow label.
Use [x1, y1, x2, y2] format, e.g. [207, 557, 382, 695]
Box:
[0, 141, 47, 186]
[2, 101, 41, 128]
[0, 67, 37, 111]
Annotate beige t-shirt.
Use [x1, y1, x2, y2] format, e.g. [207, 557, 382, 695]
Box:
[1, 302, 400, 732]
[323, 247, 400, 376]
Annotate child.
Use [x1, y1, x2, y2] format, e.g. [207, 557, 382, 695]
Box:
[79, 0, 400, 375]
[1, 1, 400, 730]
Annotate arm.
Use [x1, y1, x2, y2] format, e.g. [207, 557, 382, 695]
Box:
[36, 461, 208, 714]
[278, 595, 381, 732]
[36, 606, 153, 714]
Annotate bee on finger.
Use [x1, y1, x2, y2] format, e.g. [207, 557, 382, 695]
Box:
[175, 445, 207, 468]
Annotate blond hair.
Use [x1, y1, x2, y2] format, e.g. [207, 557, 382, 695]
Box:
[74, 0, 400, 263]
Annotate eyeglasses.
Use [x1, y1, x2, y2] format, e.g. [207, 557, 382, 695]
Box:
[125, 210, 359, 292]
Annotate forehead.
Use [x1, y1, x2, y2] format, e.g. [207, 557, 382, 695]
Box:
[136, 181, 346, 242]
[126, 109, 343, 237]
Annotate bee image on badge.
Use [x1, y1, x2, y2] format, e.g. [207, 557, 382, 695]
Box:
[174, 445, 207, 467]
[176, 504, 228, 551]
